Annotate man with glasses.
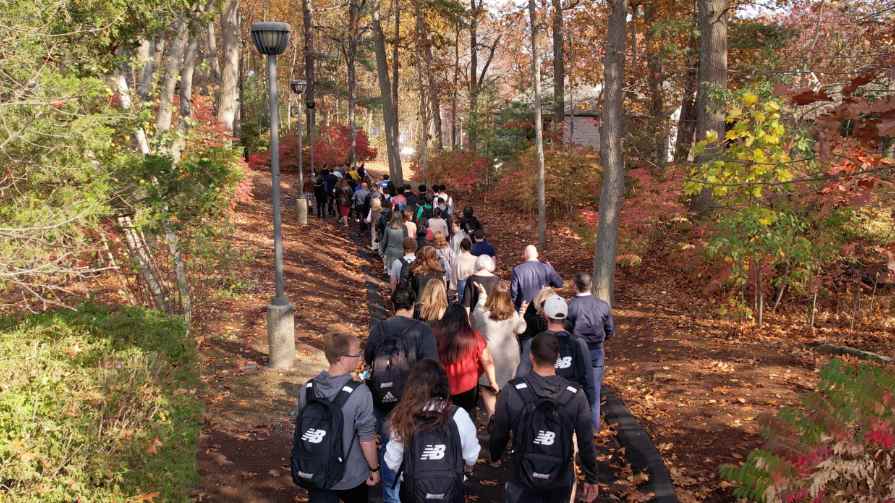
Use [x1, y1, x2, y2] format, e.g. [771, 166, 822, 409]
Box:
[295, 333, 380, 502]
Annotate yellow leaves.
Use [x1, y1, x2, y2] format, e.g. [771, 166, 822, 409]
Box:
[752, 148, 767, 163]
[705, 130, 719, 142]
[742, 92, 759, 106]
[763, 100, 780, 112]
[757, 212, 776, 227]
[130, 493, 160, 502]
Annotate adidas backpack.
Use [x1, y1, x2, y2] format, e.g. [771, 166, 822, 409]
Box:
[368, 324, 414, 413]
[291, 380, 361, 489]
[402, 406, 465, 503]
[509, 377, 575, 491]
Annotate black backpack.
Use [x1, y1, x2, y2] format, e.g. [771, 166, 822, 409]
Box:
[401, 406, 465, 503]
[291, 380, 361, 489]
[368, 323, 414, 413]
[509, 377, 576, 490]
[554, 333, 586, 386]
[398, 257, 415, 286]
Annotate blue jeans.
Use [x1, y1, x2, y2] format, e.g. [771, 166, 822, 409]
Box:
[456, 279, 467, 304]
[376, 411, 401, 503]
[590, 347, 605, 432]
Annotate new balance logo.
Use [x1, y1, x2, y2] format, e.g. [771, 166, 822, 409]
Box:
[420, 444, 446, 460]
[555, 356, 573, 369]
[533, 430, 556, 446]
[300, 428, 327, 444]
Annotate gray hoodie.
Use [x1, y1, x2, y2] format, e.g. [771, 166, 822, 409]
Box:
[297, 371, 377, 490]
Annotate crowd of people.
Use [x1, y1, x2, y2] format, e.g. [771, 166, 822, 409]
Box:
[292, 172, 615, 503]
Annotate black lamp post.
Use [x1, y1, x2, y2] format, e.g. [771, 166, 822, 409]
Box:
[290, 79, 309, 226]
[251, 21, 295, 370]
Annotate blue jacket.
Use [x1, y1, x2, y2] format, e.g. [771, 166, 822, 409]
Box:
[471, 240, 495, 257]
[567, 293, 614, 350]
[510, 260, 563, 310]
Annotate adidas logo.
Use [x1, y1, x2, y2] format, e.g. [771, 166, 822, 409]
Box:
[382, 391, 398, 403]
[533, 430, 556, 446]
[555, 356, 573, 369]
[420, 444, 446, 460]
[300, 428, 327, 444]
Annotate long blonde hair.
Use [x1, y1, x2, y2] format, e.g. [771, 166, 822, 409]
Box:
[418, 278, 448, 321]
[486, 281, 515, 321]
[532, 286, 557, 314]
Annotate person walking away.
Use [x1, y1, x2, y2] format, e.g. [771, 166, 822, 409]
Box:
[378, 175, 391, 191]
[325, 167, 339, 217]
[519, 286, 556, 350]
[403, 209, 417, 241]
[517, 296, 596, 413]
[337, 179, 353, 226]
[470, 229, 496, 258]
[381, 212, 409, 275]
[510, 245, 563, 311]
[366, 197, 383, 251]
[313, 170, 329, 219]
[364, 286, 438, 503]
[459, 207, 481, 235]
[432, 232, 456, 295]
[453, 238, 477, 304]
[462, 254, 499, 313]
[404, 186, 418, 208]
[471, 282, 526, 416]
[292, 333, 380, 502]
[384, 359, 481, 503]
[566, 273, 614, 431]
[414, 194, 434, 249]
[408, 246, 445, 302]
[391, 186, 407, 210]
[489, 333, 599, 503]
[417, 278, 448, 323]
[435, 184, 454, 216]
[352, 182, 370, 226]
[427, 208, 449, 242]
[389, 237, 417, 291]
[449, 221, 469, 256]
[431, 305, 499, 414]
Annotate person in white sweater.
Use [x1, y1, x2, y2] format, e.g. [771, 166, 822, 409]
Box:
[453, 237, 477, 304]
[472, 282, 527, 416]
[384, 359, 481, 490]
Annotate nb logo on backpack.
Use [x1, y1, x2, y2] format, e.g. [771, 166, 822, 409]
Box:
[300, 428, 327, 444]
[533, 430, 556, 446]
[420, 444, 446, 460]
[555, 356, 573, 369]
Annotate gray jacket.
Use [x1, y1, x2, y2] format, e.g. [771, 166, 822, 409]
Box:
[297, 371, 376, 490]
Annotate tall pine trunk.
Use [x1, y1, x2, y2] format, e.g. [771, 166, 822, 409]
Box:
[593, 0, 627, 305]
[644, 2, 667, 167]
[692, 0, 728, 212]
[347, 0, 359, 165]
[551, 0, 565, 135]
[373, 5, 403, 185]
[451, 23, 460, 150]
[529, 0, 546, 250]
[468, 0, 479, 152]
[217, 0, 240, 133]
[391, 0, 401, 147]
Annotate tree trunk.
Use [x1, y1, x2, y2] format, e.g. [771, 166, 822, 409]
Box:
[551, 0, 565, 134]
[414, 0, 431, 173]
[529, 0, 547, 251]
[373, 5, 404, 185]
[452, 23, 460, 150]
[164, 227, 191, 329]
[420, 9, 443, 152]
[206, 19, 221, 88]
[593, 0, 627, 305]
[172, 29, 199, 160]
[217, 0, 240, 133]
[674, 53, 698, 162]
[157, 19, 189, 133]
[391, 0, 401, 145]
[468, 0, 479, 152]
[347, 0, 359, 165]
[644, 2, 667, 167]
[692, 0, 728, 212]
[568, 31, 575, 142]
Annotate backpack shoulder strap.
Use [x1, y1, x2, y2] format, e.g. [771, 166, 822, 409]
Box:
[332, 379, 362, 409]
[509, 376, 535, 404]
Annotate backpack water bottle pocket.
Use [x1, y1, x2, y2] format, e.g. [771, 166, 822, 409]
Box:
[520, 452, 566, 491]
[410, 468, 463, 502]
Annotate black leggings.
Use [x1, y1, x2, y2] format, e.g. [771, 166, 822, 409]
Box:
[308, 483, 368, 503]
[451, 386, 478, 416]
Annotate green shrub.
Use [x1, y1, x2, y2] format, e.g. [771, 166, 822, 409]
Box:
[720, 360, 895, 502]
[0, 304, 202, 502]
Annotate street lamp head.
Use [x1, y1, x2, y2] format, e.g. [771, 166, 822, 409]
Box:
[290, 79, 307, 95]
[251, 22, 290, 56]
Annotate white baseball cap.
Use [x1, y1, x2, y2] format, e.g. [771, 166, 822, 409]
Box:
[543, 295, 568, 320]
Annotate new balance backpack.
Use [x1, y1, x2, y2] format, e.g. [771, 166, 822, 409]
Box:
[291, 380, 361, 489]
[509, 377, 575, 491]
[554, 333, 585, 386]
[402, 406, 465, 503]
[368, 324, 414, 413]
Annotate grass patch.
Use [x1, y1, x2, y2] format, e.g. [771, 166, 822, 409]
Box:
[0, 304, 202, 502]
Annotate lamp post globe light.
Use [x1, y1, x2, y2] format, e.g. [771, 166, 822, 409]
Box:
[291, 79, 308, 226]
[252, 21, 295, 370]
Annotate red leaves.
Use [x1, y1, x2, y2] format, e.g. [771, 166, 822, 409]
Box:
[248, 125, 377, 174]
[866, 420, 895, 450]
